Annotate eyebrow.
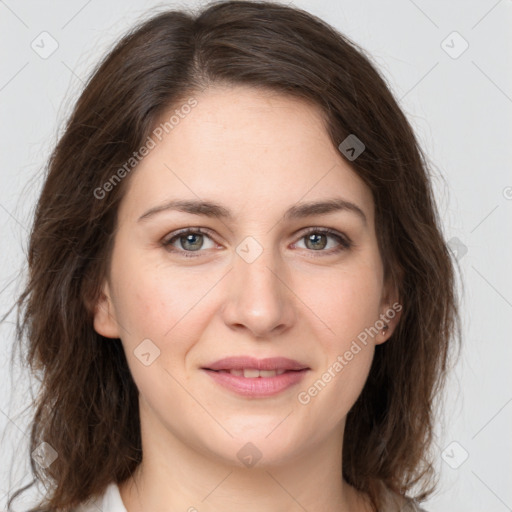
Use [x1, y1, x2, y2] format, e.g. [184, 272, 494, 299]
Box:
[137, 197, 367, 225]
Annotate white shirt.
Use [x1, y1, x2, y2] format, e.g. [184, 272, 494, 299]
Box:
[74, 482, 127, 512]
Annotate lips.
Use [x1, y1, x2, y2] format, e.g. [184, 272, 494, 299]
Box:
[203, 356, 309, 373]
[201, 356, 310, 397]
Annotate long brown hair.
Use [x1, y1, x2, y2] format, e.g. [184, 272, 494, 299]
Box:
[4, 1, 461, 510]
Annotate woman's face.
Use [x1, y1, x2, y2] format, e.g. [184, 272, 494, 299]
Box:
[94, 85, 399, 468]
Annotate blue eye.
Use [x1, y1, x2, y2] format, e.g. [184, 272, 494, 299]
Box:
[162, 228, 215, 255]
[162, 227, 352, 257]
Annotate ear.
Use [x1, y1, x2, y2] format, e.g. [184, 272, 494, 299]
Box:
[375, 274, 402, 345]
[93, 280, 121, 339]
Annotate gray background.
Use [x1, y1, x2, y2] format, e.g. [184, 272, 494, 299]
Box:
[1, 0, 511, 510]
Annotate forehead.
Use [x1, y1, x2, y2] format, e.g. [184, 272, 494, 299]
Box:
[119, 86, 374, 224]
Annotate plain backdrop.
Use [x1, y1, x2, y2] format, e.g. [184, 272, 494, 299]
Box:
[0, 1, 511, 511]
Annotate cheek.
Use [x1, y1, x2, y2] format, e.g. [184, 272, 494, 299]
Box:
[111, 269, 207, 409]
[291, 259, 382, 411]
[111, 239, 189, 332]
[296, 269, 379, 426]
[295, 261, 383, 346]
[110, 250, 216, 369]
[309, 342, 374, 435]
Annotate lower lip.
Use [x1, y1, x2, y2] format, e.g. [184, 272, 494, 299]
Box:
[202, 369, 309, 397]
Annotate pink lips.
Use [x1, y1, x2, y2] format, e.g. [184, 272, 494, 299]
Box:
[202, 356, 310, 398]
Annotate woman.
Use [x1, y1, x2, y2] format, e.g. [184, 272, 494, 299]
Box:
[6, 1, 460, 511]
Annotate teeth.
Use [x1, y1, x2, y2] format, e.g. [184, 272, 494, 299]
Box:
[221, 368, 289, 377]
[244, 368, 262, 378]
[259, 370, 279, 377]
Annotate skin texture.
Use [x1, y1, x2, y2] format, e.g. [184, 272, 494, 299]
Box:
[93, 85, 400, 512]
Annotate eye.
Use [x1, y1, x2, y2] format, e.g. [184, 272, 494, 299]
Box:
[294, 227, 352, 254]
[162, 227, 352, 258]
[162, 228, 217, 256]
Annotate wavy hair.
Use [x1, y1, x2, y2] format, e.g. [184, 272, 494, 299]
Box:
[5, 1, 461, 510]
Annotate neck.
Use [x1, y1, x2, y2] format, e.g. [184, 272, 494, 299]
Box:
[118, 406, 372, 512]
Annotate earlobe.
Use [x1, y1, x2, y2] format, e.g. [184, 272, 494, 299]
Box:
[376, 324, 392, 345]
[375, 308, 401, 345]
[376, 278, 402, 345]
[92, 281, 120, 339]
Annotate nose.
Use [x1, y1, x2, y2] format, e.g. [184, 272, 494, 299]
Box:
[220, 242, 297, 339]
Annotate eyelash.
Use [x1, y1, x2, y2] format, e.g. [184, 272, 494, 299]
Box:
[161, 227, 353, 258]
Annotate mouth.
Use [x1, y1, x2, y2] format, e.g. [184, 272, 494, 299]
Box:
[200, 356, 310, 397]
[201, 365, 309, 397]
[205, 368, 305, 378]
[202, 356, 309, 372]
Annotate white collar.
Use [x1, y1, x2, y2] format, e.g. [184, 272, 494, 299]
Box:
[98, 482, 127, 512]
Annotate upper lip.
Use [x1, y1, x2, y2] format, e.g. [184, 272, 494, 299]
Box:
[203, 356, 309, 371]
